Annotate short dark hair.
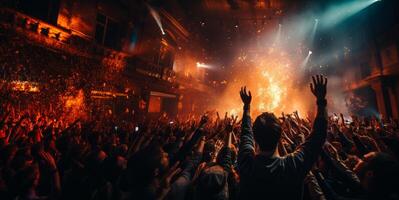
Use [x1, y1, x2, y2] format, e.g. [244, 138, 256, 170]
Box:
[253, 112, 282, 152]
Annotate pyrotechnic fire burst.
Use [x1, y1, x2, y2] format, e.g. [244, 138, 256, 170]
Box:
[258, 70, 286, 111]
[214, 48, 313, 118]
[252, 52, 293, 114]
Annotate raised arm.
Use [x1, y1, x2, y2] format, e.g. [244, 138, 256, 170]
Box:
[238, 86, 255, 176]
[217, 129, 234, 171]
[310, 75, 328, 119]
[291, 75, 328, 175]
[168, 137, 204, 200]
[171, 115, 208, 163]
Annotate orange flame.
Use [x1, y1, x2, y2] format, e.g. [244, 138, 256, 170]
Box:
[214, 48, 313, 118]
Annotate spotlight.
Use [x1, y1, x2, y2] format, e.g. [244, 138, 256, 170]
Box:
[147, 4, 165, 36]
[320, 0, 380, 28]
[196, 62, 212, 69]
[301, 51, 313, 69]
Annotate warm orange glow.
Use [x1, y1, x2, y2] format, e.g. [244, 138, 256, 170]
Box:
[102, 53, 127, 71]
[148, 96, 161, 113]
[3, 8, 71, 43]
[90, 90, 128, 98]
[61, 89, 86, 121]
[11, 81, 40, 93]
[214, 48, 313, 118]
[173, 53, 201, 78]
[64, 89, 84, 108]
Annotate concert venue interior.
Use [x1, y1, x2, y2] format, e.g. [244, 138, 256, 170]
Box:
[0, 0, 399, 200]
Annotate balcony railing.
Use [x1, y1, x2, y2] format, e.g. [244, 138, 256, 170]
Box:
[0, 8, 129, 70]
[0, 8, 181, 86]
[126, 57, 177, 83]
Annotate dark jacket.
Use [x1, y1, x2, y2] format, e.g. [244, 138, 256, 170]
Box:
[238, 105, 327, 200]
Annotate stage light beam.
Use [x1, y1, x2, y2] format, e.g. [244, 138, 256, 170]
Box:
[320, 0, 380, 28]
[301, 51, 313, 69]
[196, 62, 213, 69]
[147, 4, 166, 35]
[309, 19, 319, 44]
[273, 24, 282, 46]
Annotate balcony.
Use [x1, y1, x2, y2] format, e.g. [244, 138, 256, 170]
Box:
[0, 8, 129, 70]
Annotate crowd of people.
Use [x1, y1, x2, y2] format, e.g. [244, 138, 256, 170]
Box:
[0, 29, 140, 122]
[0, 75, 398, 200]
[0, 29, 130, 101]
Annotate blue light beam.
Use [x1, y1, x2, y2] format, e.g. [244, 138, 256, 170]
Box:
[320, 0, 380, 28]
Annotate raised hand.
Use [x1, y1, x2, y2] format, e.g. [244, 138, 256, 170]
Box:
[225, 121, 233, 133]
[310, 75, 327, 100]
[240, 86, 252, 105]
[200, 114, 209, 125]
